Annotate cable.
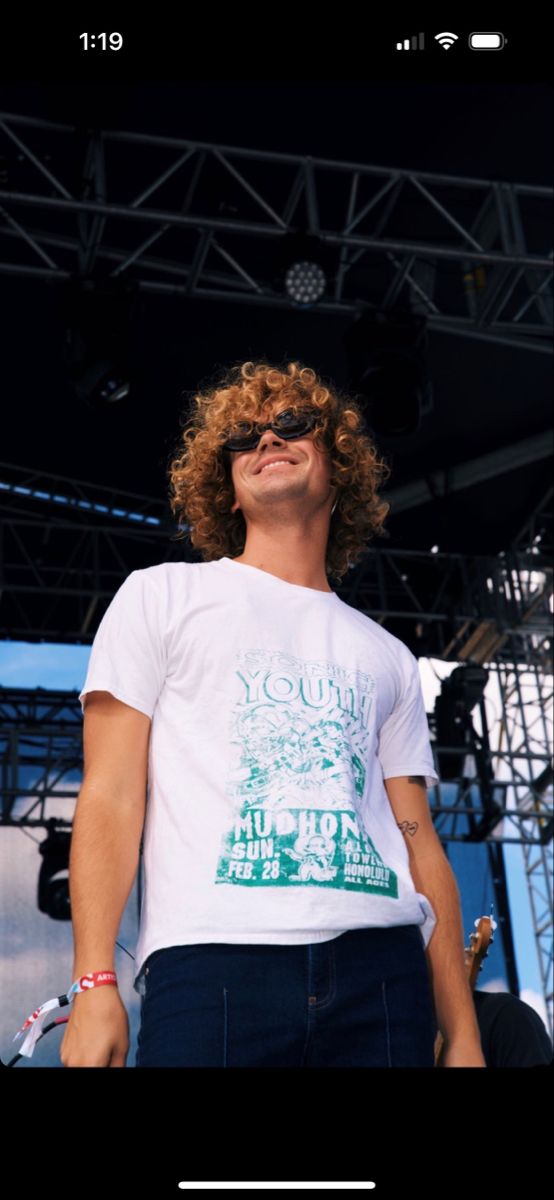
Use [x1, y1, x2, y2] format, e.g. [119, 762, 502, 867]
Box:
[115, 939, 135, 962]
[2, 1016, 69, 1067]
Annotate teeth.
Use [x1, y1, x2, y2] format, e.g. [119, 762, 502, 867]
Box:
[260, 461, 293, 471]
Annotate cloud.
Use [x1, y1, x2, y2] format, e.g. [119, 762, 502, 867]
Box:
[0, 641, 90, 688]
[1, 827, 140, 1068]
[479, 977, 509, 993]
[519, 988, 550, 1029]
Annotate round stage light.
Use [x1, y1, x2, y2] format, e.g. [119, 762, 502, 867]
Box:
[284, 260, 326, 306]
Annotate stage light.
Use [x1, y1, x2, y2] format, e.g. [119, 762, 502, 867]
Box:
[434, 665, 489, 782]
[285, 260, 326, 307]
[37, 825, 71, 920]
[60, 278, 137, 410]
[344, 307, 433, 436]
[276, 229, 330, 309]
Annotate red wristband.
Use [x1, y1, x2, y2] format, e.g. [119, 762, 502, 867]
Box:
[14, 970, 119, 1059]
[72, 971, 118, 995]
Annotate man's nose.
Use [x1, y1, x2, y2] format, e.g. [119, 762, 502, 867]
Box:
[256, 428, 287, 450]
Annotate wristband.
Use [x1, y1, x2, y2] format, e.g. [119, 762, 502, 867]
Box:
[68, 970, 118, 998]
[13, 970, 118, 1059]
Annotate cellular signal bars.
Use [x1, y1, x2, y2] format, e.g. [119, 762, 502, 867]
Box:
[396, 34, 425, 50]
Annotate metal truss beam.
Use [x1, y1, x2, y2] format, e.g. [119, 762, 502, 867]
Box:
[0, 464, 552, 668]
[0, 113, 551, 353]
[386, 432, 552, 514]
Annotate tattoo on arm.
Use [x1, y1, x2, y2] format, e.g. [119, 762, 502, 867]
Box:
[395, 779, 425, 837]
[398, 821, 419, 837]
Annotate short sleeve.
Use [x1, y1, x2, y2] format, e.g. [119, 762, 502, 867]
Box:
[485, 995, 554, 1067]
[79, 569, 166, 720]
[377, 651, 439, 789]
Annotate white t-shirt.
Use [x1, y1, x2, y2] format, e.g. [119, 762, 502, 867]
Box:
[78, 557, 439, 996]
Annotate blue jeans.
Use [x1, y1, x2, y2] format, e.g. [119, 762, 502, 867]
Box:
[135, 924, 437, 1067]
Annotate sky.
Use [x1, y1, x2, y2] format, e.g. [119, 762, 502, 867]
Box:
[0, 633, 551, 1068]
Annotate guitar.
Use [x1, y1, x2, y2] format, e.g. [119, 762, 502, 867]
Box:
[433, 913, 495, 1067]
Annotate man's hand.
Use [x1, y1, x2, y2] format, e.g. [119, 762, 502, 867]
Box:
[60, 987, 129, 1067]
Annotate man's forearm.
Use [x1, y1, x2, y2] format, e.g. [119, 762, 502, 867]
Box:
[69, 784, 144, 976]
[408, 846, 482, 1049]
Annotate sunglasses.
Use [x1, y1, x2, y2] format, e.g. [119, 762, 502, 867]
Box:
[222, 407, 321, 452]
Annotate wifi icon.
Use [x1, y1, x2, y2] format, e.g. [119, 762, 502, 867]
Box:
[435, 31, 459, 49]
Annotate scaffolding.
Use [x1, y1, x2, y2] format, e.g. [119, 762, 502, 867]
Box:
[500, 490, 553, 1036]
[0, 112, 551, 353]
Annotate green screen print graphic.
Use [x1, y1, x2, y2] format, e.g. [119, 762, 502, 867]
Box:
[215, 649, 398, 898]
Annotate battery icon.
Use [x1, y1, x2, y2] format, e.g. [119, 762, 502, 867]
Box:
[469, 32, 505, 49]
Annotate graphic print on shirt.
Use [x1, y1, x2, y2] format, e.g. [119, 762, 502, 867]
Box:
[215, 649, 398, 898]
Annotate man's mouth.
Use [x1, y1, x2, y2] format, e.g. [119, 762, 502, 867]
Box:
[258, 460, 296, 473]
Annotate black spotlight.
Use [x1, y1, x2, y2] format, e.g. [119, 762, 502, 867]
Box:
[38, 824, 72, 920]
[344, 307, 433, 436]
[277, 229, 330, 309]
[60, 277, 137, 410]
[434, 665, 489, 782]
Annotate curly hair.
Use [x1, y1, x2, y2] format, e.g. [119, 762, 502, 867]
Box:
[166, 360, 391, 585]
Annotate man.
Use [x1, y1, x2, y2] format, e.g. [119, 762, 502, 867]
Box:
[61, 359, 485, 1067]
[473, 990, 553, 1067]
